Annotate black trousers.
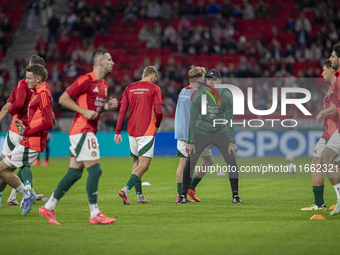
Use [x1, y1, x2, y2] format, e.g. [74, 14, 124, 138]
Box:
[182, 131, 239, 196]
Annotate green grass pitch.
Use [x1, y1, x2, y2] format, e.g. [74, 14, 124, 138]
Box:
[0, 156, 338, 255]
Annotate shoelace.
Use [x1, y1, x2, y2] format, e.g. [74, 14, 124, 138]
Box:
[97, 210, 108, 218]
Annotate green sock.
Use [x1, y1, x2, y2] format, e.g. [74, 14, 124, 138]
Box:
[21, 166, 33, 188]
[189, 175, 202, 190]
[125, 174, 139, 190]
[86, 164, 102, 204]
[54, 168, 83, 200]
[135, 179, 142, 195]
[0, 191, 2, 198]
[313, 186, 325, 207]
[177, 183, 182, 196]
[17, 168, 23, 182]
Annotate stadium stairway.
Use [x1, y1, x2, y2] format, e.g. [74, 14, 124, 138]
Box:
[2, 0, 68, 90]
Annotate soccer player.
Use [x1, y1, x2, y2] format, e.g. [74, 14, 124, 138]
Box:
[32, 128, 53, 166]
[174, 65, 213, 203]
[115, 66, 163, 205]
[0, 54, 47, 206]
[0, 64, 53, 216]
[301, 59, 339, 211]
[39, 49, 118, 225]
[177, 69, 241, 204]
[319, 43, 340, 216]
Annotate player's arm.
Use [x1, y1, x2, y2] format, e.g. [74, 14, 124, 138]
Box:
[23, 92, 54, 136]
[186, 92, 201, 156]
[114, 89, 130, 145]
[316, 104, 337, 123]
[59, 91, 98, 120]
[224, 90, 238, 156]
[154, 87, 163, 130]
[8, 82, 27, 116]
[0, 102, 12, 124]
[102, 97, 118, 112]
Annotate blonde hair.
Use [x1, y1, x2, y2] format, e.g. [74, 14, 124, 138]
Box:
[188, 65, 206, 81]
[143, 66, 158, 78]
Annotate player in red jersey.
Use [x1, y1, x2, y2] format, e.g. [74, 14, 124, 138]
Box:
[0, 55, 47, 207]
[0, 64, 53, 216]
[319, 43, 340, 216]
[115, 66, 163, 205]
[301, 59, 340, 211]
[40, 49, 118, 225]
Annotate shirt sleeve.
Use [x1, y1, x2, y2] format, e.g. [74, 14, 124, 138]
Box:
[7, 87, 17, 104]
[115, 89, 129, 134]
[153, 85, 163, 106]
[23, 91, 54, 136]
[66, 75, 89, 98]
[188, 91, 201, 144]
[8, 81, 28, 115]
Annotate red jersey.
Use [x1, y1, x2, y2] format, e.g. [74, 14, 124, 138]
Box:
[7, 79, 33, 135]
[322, 82, 338, 140]
[329, 71, 340, 132]
[67, 72, 108, 136]
[20, 82, 54, 152]
[116, 81, 163, 137]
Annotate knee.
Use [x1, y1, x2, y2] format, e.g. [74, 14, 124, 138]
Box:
[87, 165, 102, 178]
[206, 158, 214, 166]
[68, 168, 83, 181]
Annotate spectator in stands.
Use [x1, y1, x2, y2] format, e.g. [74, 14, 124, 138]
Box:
[147, 0, 162, 19]
[0, 17, 13, 43]
[196, 0, 208, 17]
[294, 13, 312, 33]
[153, 21, 163, 36]
[14, 52, 26, 82]
[146, 32, 161, 49]
[221, 0, 234, 18]
[284, 43, 296, 58]
[50, 64, 63, 83]
[48, 14, 60, 43]
[138, 23, 151, 42]
[309, 42, 322, 61]
[234, 5, 243, 18]
[0, 31, 8, 56]
[0, 63, 10, 86]
[153, 57, 162, 71]
[26, 0, 39, 29]
[80, 17, 95, 41]
[207, 0, 221, 16]
[286, 15, 295, 32]
[177, 16, 191, 32]
[115, 0, 126, 13]
[313, 11, 324, 25]
[295, 44, 311, 61]
[213, 13, 227, 29]
[56, 29, 71, 62]
[104, 0, 114, 17]
[296, 24, 310, 47]
[184, 0, 197, 19]
[123, 0, 139, 23]
[84, 44, 94, 63]
[35, 35, 49, 61]
[71, 45, 85, 62]
[64, 59, 78, 78]
[255, 0, 268, 18]
[212, 23, 222, 41]
[161, 2, 172, 19]
[242, 0, 255, 19]
[94, 15, 108, 35]
[164, 24, 178, 45]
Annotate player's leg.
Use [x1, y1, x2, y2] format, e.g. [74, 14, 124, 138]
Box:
[178, 133, 210, 203]
[212, 131, 241, 203]
[301, 138, 326, 210]
[176, 157, 187, 201]
[131, 156, 143, 200]
[1, 145, 38, 215]
[319, 133, 340, 215]
[188, 152, 213, 202]
[119, 136, 154, 204]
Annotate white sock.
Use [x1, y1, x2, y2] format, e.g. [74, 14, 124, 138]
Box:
[16, 184, 30, 199]
[89, 203, 100, 218]
[333, 183, 340, 201]
[9, 188, 18, 200]
[45, 192, 58, 211]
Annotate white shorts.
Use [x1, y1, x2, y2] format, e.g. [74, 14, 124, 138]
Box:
[176, 140, 212, 158]
[3, 144, 40, 168]
[326, 132, 340, 161]
[129, 135, 155, 158]
[1, 130, 22, 157]
[67, 133, 100, 162]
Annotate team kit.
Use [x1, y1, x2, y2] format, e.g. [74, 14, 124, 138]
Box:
[1, 44, 340, 225]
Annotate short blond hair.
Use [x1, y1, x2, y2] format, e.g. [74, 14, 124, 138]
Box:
[143, 66, 158, 78]
[188, 65, 206, 81]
